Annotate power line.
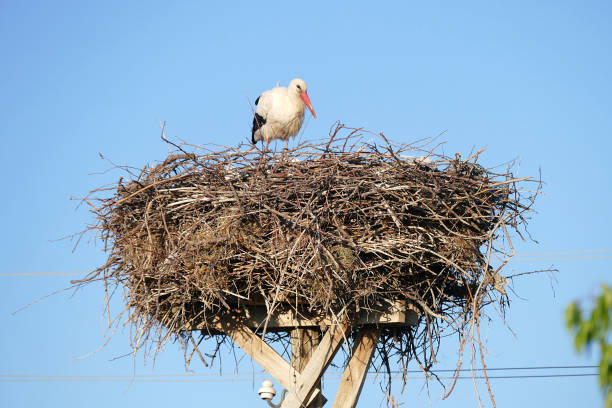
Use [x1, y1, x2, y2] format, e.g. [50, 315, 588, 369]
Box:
[0, 365, 599, 382]
[0, 373, 598, 383]
[391, 364, 599, 374]
[467, 373, 596, 379]
[0, 377, 251, 383]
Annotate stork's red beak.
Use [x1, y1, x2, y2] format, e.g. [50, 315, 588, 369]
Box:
[300, 91, 317, 119]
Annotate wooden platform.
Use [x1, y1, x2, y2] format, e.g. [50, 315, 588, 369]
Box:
[186, 300, 419, 407]
[185, 300, 419, 333]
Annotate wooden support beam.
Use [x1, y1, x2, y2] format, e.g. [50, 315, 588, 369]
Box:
[220, 323, 324, 407]
[205, 301, 415, 408]
[186, 300, 418, 332]
[281, 322, 349, 408]
[331, 328, 379, 408]
[292, 328, 325, 408]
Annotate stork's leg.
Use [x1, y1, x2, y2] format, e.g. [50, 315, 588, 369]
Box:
[265, 139, 270, 151]
[285, 139, 289, 151]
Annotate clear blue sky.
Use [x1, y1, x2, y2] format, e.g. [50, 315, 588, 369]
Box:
[1, 1, 611, 407]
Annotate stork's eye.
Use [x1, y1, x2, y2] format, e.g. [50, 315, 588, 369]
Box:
[296, 84, 302, 90]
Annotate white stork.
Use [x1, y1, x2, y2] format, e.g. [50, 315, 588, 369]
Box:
[251, 78, 317, 150]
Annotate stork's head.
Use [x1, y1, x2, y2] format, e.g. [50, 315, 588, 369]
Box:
[289, 78, 317, 119]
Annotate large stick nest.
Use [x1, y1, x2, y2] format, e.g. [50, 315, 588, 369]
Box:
[77, 124, 538, 394]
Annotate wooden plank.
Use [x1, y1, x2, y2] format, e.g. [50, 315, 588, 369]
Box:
[331, 329, 379, 408]
[291, 328, 325, 408]
[186, 300, 418, 332]
[220, 323, 324, 407]
[281, 322, 349, 408]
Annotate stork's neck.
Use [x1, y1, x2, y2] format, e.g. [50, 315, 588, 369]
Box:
[289, 90, 306, 112]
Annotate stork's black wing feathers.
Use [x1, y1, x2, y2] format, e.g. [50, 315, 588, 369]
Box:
[251, 112, 266, 144]
[255, 96, 260, 106]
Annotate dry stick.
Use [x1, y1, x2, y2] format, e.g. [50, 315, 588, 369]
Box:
[320, 121, 342, 158]
[442, 312, 468, 399]
[465, 147, 487, 163]
[187, 333, 208, 367]
[159, 119, 194, 158]
[476, 308, 495, 406]
[463, 269, 494, 408]
[474, 224, 503, 407]
[487, 176, 531, 188]
[111, 173, 192, 207]
[469, 317, 484, 408]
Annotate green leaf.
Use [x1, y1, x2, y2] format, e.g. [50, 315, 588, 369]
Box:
[565, 301, 581, 331]
[602, 284, 612, 308]
[567, 283, 612, 407]
[600, 347, 612, 388]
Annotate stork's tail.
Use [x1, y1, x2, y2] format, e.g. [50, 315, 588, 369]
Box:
[251, 113, 266, 144]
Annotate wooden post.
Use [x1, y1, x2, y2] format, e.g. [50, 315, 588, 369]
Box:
[292, 328, 325, 408]
[281, 322, 349, 408]
[331, 328, 379, 408]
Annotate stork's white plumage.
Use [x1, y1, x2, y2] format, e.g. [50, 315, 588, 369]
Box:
[251, 78, 317, 150]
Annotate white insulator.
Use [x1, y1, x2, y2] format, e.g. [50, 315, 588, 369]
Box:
[258, 380, 276, 401]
